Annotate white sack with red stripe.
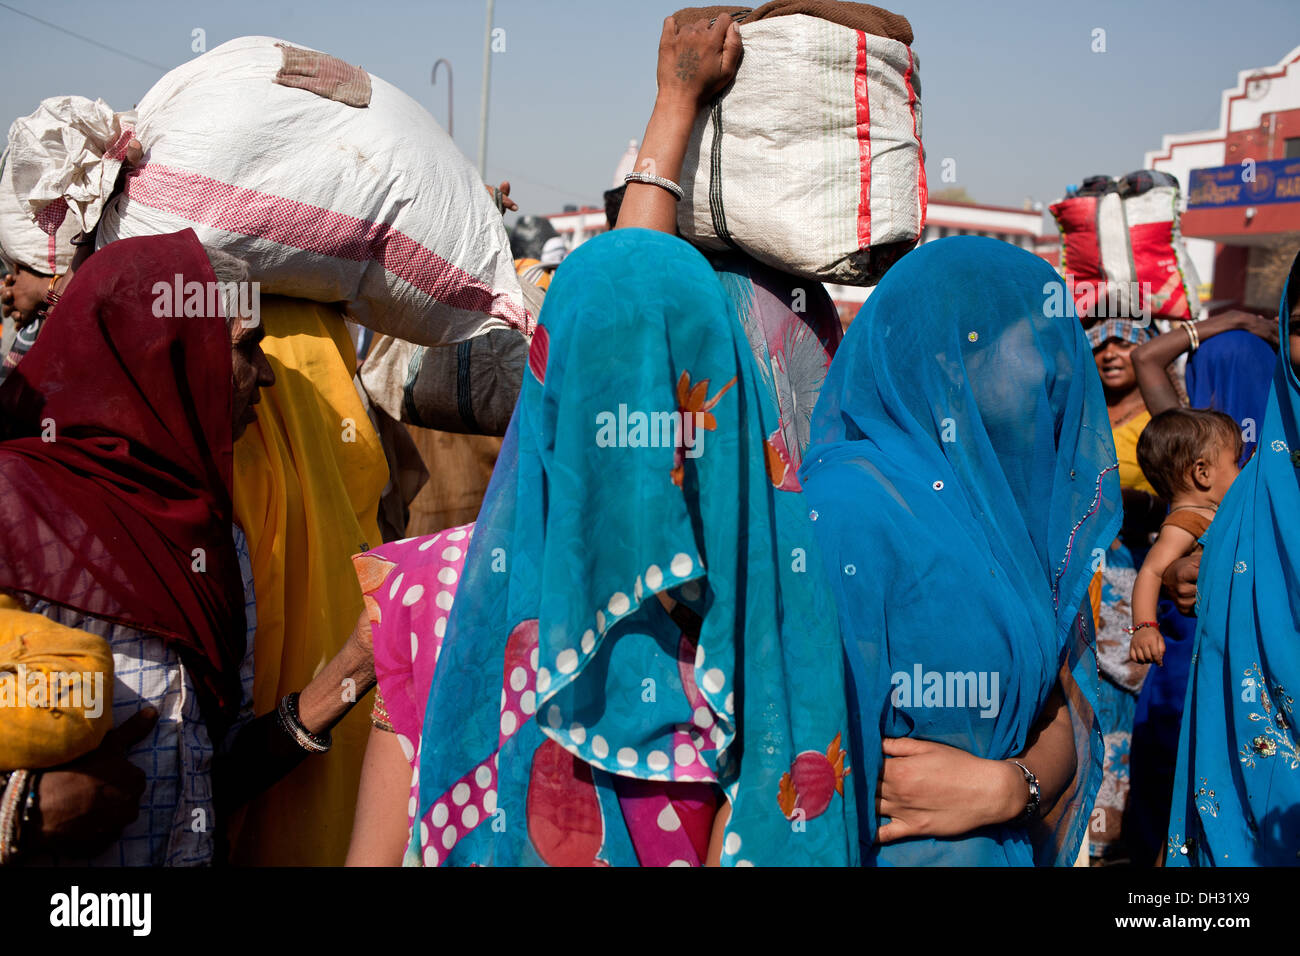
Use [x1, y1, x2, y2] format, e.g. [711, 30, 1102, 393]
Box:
[85, 36, 528, 347]
[677, 14, 925, 285]
[0, 147, 79, 275]
[2, 97, 133, 274]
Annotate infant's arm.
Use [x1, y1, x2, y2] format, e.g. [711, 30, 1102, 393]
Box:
[1130, 526, 1197, 665]
[1132, 525, 1197, 625]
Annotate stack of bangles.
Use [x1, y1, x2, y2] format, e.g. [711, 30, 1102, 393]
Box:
[276, 692, 332, 753]
[1184, 320, 1200, 352]
[43, 274, 63, 314]
[1125, 621, 1160, 634]
[370, 687, 393, 733]
[0, 770, 41, 865]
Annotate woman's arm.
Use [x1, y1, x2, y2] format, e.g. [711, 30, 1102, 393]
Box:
[704, 798, 732, 866]
[295, 619, 376, 736]
[876, 684, 1077, 843]
[345, 726, 412, 866]
[1132, 311, 1278, 416]
[614, 15, 741, 234]
[216, 612, 375, 811]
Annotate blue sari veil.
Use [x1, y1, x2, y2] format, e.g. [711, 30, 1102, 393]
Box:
[800, 236, 1121, 865]
[1167, 252, 1300, 866]
[411, 229, 858, 866]
[1185, 329, 1277, 467]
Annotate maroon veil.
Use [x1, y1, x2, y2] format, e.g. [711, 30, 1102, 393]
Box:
[0, 229, 245, 723]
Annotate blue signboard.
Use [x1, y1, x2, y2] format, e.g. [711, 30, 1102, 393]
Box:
[1188, 157, 1300, 208]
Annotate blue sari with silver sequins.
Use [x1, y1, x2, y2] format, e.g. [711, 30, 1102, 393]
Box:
[801, 237, 1120, 865]
[1167, 254, 1300, 866]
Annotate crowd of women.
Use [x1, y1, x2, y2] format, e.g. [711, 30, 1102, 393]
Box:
[0, 10, 1297, 868]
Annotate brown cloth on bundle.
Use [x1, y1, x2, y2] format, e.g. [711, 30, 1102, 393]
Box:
[672, 1, 912, 45]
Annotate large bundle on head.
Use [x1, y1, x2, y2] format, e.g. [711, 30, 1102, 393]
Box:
[0, 95, 125, 274]
[672, 1, 925, 285]
[1, 149, 80, 275]
[6, 38, 531, 346]
[1, 148, 81, 275]
[1049, 170, 1202, 322]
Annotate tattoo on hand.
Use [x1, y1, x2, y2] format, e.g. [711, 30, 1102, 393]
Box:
[675, 48, 701, 82]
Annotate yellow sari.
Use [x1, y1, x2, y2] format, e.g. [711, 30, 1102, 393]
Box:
[1111, 408, 1155, 495]
[230, 297, 388, 866]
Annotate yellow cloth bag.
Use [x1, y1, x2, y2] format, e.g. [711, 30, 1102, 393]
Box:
[0, 595, 114, 771]
[229, 297, 388, 866]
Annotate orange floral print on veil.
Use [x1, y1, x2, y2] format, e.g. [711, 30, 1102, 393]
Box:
[671, 370, 738, 487]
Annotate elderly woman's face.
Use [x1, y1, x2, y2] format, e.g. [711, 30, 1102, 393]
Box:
[1093, 337, 1137, 391]
[229, 320, 275, 440]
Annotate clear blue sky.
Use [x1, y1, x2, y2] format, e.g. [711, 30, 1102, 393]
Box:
[2, 0, 1298, 223]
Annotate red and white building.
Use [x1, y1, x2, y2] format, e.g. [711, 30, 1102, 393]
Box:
[1145, 44, 1300, 311]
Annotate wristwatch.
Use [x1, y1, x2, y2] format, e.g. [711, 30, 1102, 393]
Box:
[1010, 760, 1040, 823]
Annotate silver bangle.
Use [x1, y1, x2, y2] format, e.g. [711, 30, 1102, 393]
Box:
[1010, 760, 1040, 823]
[624, 171, 684, 201]
[277, 692, 332, 754]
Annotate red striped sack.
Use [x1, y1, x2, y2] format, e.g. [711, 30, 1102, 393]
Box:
[1050, 172, 1202, 322]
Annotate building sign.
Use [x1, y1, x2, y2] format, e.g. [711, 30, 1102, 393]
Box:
[1188, 158, 1300, 208]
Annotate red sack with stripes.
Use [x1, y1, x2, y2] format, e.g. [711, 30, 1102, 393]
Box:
[1050, 172, 1202, 321]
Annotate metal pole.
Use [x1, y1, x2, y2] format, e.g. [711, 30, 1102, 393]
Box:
[477, 0, 495, 180]
[431, 58, 453, 137]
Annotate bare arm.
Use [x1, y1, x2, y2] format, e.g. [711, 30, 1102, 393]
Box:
[615, 15, 741, 233]
[217, 611, 375, 810]
[1132, 311, 1279, 416]
[295, 620, 376, 735]
[876, 683, 1076, 843]
[1130, 528, 1195, 666]
[345, 726, 412, 866]
[704, 799, 731, 866]
[1014, 684, 1076, 821]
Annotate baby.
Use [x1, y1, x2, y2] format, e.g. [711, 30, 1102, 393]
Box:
[1128, 408, 1243, 665]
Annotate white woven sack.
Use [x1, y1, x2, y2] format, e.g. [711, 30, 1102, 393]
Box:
[3, 96, 134, 274]
[0, 146, 79, 274]
[677, 14, 924, 285]
[13, 37, 529, 347]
